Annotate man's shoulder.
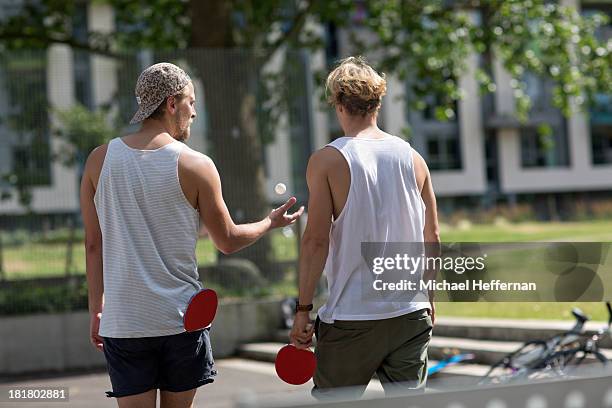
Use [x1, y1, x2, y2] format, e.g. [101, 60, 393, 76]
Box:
[179, 144, 211, 163]
[178, 145, 215, 177]
[309, 146, 345, 168]
[410, 147, 427, 171]
[85, 142, 110, 170]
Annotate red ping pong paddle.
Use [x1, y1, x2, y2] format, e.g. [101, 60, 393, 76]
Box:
[184, 289, 218, 332]
[275, 344, 317, 385]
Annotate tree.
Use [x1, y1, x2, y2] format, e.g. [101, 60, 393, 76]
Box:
[1, 0, 609, 272]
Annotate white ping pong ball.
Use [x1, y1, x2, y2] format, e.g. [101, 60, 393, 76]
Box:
[275, 183, 287, 195]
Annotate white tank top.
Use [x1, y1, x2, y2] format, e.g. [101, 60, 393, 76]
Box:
[94, 137, 202, 338]
[317, 135, 430, 324]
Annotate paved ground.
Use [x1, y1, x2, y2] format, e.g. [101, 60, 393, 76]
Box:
[0, 359, 386, 408]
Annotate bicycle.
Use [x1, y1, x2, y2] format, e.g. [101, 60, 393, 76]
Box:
[535, 302, 612, 378]
[478, 305, 595, 385]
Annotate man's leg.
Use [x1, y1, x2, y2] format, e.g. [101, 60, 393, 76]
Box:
[116, 389, 157, 408]
[102, 337, 160, 403]
[376, 309, 432, 397]
[312, 318, 382, 400]
[160, 389, 197, 408]
[158, 330, 216, 401]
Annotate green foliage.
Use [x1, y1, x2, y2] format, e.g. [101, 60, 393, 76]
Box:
[357, 0, 610, 122]
[0, 51, 49, 135]
[0, 1, 77, 50]
[107, 0, 190, 51]
[0, 174, 33, 208]
[490, 1, 611, 120]
[0, 278, 89, 316]
[1, 0, 609, 131]
[53, 104, 116, 167]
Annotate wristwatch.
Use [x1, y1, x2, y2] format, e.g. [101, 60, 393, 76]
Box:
[295, 303, 313, 313]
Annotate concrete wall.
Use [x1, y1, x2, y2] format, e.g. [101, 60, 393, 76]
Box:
[0, 298, 283, 377]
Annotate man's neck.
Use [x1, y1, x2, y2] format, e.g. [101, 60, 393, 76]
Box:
[341, 115, 381, 138]
[138, 120, 176, 140]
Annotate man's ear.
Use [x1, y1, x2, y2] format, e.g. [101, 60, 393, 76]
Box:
[167, 95, 177, 115]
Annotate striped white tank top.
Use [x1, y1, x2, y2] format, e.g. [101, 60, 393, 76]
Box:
[94, 137, 202, 338]
[317, 135, 431, 324]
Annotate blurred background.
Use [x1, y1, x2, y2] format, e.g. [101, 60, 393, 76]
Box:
[0, 1, 611, 401]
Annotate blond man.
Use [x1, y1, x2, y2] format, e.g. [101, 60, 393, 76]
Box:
[290, 57, 440, 398]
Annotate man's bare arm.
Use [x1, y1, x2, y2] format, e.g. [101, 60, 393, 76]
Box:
[80, 146, 106, 350]
[290, 149, 334, 348]
[415, 152, 440, 245]
[414, 150, 440, 323]
[297, 149, 334, 307]
[191, 155, 303, 254]
[81, 147, 105, 315]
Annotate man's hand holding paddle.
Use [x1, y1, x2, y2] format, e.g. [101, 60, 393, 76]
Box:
[277, 312, 316, 385]
[290, 311, 314, 349]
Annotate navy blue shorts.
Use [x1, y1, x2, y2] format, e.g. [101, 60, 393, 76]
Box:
[102, 328, 216, 398]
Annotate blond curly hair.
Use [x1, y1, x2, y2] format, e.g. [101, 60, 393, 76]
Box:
[325, 56, 387, 117]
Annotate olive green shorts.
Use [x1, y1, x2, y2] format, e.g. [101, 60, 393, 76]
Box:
[313, 308, 432, 399]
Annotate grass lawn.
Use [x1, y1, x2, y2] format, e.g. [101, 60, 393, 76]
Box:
[435, 302, 611, 322]
[440, 219, 612, 242]
[435, 220, 612, 321]
[2, 219, 611, 321]
[2, 229, 297, 280]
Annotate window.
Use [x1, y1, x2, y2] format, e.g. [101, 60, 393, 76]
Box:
[406, 83, 462, 171]
[521, 126, 569, 168]
[591, 119, 612, 165]
[12, 141, 51, 186]
[584, 6, 612, 165]
[0, 50, 51, 186]
[426, 131, 462, 171]
[519, 72, 569, 168]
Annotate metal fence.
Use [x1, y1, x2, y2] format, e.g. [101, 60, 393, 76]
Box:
[0, 47, 319, 315]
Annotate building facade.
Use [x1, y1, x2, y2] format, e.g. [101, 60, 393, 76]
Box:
[0, 1, 610, 223]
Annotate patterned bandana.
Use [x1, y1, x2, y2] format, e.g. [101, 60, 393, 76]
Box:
[129, 62, 191, 124]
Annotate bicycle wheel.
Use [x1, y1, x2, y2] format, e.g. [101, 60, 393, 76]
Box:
[511, 341, 550, 368]
[540, 347, 608, 378]
[479, 341, 549, 385]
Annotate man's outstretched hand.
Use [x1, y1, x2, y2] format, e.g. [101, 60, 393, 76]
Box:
[269, 197, 304, 229]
